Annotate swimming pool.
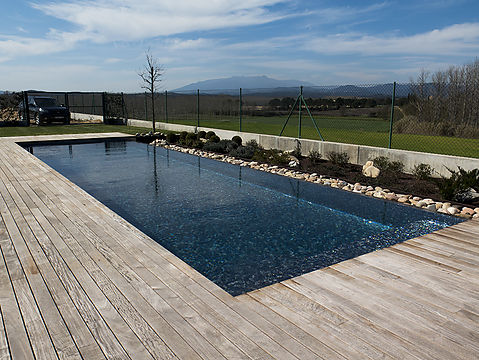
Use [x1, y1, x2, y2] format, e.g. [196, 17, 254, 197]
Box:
[29, 139, 463, 295]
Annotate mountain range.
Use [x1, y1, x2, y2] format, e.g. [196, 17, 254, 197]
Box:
[173, 76, 413, 98]
[173, 76, 315, 92]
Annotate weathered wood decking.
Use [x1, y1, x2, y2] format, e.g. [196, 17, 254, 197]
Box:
[0, 133, 478, 359]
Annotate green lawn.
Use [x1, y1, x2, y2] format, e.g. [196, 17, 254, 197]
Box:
[2, 118, 478, 159]
[0, 124, 152, 137]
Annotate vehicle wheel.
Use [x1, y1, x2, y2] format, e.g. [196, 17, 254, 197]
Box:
[34, 113, 40, 125]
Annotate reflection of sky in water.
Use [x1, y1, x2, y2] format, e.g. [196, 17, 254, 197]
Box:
[31, 140, 463, 296]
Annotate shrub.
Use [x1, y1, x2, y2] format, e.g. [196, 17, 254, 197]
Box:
[327, 151, 349, 165]
[388, 161, 405, 174]
[413, 163, 433, 180]
[252, 149, 290, 166]
[203, 139, 230, 153]
[372, 156, 390, 170]
[197, 130, 206, 139]
[229, 145, 255, 159]
[179, 131, 188, 140]
[372, 156, 405, 174]
[231, 136, 242, 146]
[245, 139, 262, 150]
[439, 167, 479, 202]
[225, 141, 238, 153]
[208, 135, 220, 143]
[166, 133, 179, 144]
[185, 132, 198, 146]
[205, 131, 216, 139]
[291, 141, 302, 159]
[308, 150, 322, 164]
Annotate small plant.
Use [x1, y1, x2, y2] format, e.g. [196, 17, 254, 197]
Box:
[252, 149, 290, 166]
[229, 145, 255, 159]
[226, 141, 238, 153]
[308, 150, 322, 164]
[197, 130, 206, 139]
[291, 141, 302, 159]
[231, 136, 242, 146]
[208, 135, 220, 143]
[203, 139, 230, 153]
[185, 132, 198, 146]
[179, 131, 188, 140]
[413, 163, 433, 180]
[166, 132, 179, 144]
[245, 139, 262, 150]
[388, 161, 405, 174]
[372, 156, 405, 175]
[439, 167, 479, 202]
[372, 156, 390, 170]
[205, 131, 216, 139]
[327, 151, 349, 165]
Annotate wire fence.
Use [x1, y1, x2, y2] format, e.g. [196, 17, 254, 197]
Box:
[1, 82, 479, 158]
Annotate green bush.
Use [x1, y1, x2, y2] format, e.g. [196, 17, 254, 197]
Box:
[413, 163, 433, 180]
[229, 145, 255, 159]
[231, 135, 242, 146]
[166, 133, 179, 144]
[208, 135, 220, 143]
[252, 149, 290, 166]
[440, 167, 479, 202]
[179, 131, 188, 140]
[372, 156, 405, 174]
[203, 139, 230, 153]
[372, 156, 390, 170]
[388, 161, 405, 174]
[291, 142, 302, 159]
[245, 139, 262, 150]
[205, 131, 216, 139]
[327, 151, 349, 165]
[185, 132, 198, 146]
[226, 141, 238, 153]
[197, 130, 206, 139]
[308, 150, 322, 164]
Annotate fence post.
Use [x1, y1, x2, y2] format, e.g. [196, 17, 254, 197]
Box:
[165, 90, 168, 123]
[298, 86, 303, 139]
[239, 88, 242, 132]
[197, 89, 200, 129]
[101, 92, 106, 123]
[23, 91, 30, 126]
[388, 81, 396, 149]
[121, 92, 128, 124]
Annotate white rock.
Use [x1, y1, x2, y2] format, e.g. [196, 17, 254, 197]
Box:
[447, 207, 459, 215]
[425, 204, 437, 211]
[363, 165, 380, 178]
[362, 160, 374, 172]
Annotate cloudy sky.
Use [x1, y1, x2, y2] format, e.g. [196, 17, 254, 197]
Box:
[1, 0, 478, 91]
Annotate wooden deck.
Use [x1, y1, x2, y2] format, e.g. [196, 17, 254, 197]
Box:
[0, 133, 478, 359]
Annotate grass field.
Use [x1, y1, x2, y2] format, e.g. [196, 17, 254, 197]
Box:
[0, 124, 152, 137]
[1, 116, 479, 158]
[165, 114, 479, 158]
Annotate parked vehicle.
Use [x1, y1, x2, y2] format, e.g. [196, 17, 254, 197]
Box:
[19, 96, 70, 125]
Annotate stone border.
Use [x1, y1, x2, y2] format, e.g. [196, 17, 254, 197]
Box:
[149, 139, 479, 220]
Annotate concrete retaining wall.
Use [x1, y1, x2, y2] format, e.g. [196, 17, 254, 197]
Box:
[126, 119, 479, 177]
[71, 112, 103, 122]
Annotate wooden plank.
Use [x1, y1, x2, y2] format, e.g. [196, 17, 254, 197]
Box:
[0, 306, 10, 360]
[0, 212, 31, 360]
[0, 204, 57, 359]
[0, 175, 84, 359]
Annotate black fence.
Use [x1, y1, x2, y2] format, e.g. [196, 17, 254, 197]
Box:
[2, 82, 479, 158]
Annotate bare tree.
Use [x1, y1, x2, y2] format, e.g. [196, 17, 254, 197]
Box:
[138, 49, 164, 132]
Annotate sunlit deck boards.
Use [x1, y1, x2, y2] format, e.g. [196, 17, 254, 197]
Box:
[0, 133, 478, 359]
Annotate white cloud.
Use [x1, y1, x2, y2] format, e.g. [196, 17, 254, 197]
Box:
[32, 0, 288, 42]
[308, 23, 479, 56]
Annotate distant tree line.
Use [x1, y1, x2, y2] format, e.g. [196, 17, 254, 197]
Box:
[395, 59, 479, 138]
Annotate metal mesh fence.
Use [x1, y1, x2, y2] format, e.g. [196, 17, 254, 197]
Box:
[5, 82, 479, 158]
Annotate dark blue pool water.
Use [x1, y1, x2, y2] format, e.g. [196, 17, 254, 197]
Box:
[29, 139, 463, 295]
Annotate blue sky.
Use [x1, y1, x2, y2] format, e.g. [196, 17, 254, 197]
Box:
[1, 0, 478, 91]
